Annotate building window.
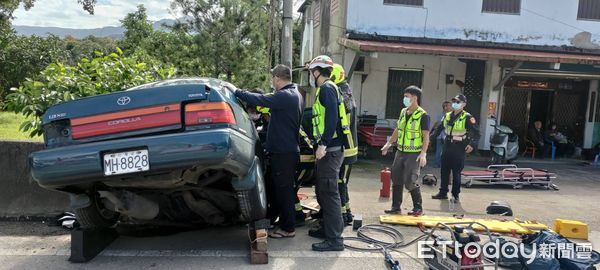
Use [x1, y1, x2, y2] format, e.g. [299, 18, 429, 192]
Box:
[578, 0, 600, 21]
[383, 0, 423, 7]
[482, 0, 521, 14]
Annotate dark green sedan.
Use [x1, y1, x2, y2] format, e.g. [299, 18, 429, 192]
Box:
[30, 78, 267, 228]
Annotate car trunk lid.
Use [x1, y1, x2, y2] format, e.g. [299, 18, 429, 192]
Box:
[43, 83, 209, 145]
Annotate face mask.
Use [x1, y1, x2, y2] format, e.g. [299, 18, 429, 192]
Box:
[403, 97, 412, 107]
[452, 102, 461, 110]
[309, 72, 316, 88]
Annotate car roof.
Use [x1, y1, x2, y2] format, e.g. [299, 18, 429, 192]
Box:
[127, 77, 233, 91]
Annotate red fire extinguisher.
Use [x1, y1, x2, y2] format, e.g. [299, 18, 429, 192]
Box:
[380, 167, 391, 198]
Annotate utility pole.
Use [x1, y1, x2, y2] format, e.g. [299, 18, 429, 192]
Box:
[281, 0, 293, 67]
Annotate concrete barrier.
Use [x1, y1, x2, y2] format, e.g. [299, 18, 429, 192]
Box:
[0, 141, 69, 217]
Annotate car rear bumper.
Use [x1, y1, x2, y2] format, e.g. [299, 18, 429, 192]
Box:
[30, 128, 256, 189]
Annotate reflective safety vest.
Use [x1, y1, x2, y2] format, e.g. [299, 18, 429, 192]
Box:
[443, 110, 469, 138]
[397, 107, 427, 153]
[312, 80, 353, 149]
[256, 106, 270, 115]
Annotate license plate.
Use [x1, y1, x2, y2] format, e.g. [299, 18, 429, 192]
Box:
[103, 149, 149, 176]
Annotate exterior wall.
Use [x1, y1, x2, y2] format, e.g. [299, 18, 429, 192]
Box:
[306, 0, 347, 59]
[347, 0, 600, 49]
[348, 52, 466, 124]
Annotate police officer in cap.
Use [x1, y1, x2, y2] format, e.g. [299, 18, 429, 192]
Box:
[431, 94, 479, 202]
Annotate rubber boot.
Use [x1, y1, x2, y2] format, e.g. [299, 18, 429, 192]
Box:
[385, 185, 403, 214]
[407, 188, 423, 216]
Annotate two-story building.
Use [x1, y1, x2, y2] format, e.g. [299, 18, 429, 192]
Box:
[298, 0, 600, 154]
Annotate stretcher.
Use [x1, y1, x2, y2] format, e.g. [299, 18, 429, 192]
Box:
[461, 164, 559, 190]
[379, 214, 548, 234]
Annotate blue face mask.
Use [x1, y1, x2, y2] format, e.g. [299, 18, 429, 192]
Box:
[403, 97, 412, 107]
[452, 102, 462, 110]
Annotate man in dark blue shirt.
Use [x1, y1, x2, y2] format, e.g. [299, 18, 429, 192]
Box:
[234, 65, 303, 238]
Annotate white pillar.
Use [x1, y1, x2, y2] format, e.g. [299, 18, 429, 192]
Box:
[478, 59, 502, 150]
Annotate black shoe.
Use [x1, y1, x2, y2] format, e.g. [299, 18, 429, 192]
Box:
[384, 208, 401, 214]
[312, 240, 345, 252]
[431, 193, 448, 200]
[308, 228, 326, 239]
[310, 211, 323, 220]
[343, 212, 354, 225]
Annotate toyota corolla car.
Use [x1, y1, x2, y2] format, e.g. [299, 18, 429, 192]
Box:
[29, 78, 267, 229]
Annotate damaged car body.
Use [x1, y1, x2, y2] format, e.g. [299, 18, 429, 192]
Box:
[30, 78, 267, 229]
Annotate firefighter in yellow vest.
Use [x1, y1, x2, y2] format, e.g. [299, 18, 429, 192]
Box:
[306, 55, 351, 252]
[431, 94, 480, 202]
[381, 86, 430, 216]
[331, 64, 358, 224]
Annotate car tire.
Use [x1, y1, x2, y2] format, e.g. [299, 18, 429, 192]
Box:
[75, 191, 120, 229]
[237, 156, 267, 222]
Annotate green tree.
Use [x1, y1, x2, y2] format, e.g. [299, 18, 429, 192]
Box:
[0, 35, 69, 104]
[1, 0, 98, 104]
[171, 0, 270, 89]
[119, 4, 154, 53]
[141, 30, 199, 76]
[4, 49, 176, 136]
[65, 35, 118, 62]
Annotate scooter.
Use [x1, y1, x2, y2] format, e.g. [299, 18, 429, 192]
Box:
[489, 119, 519, 164]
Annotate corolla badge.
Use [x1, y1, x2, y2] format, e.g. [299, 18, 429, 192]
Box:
[117, 96, 131, 106]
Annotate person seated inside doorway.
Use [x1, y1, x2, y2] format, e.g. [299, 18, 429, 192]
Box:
[527, 121, 549, 158]
[544, 123, 575, 158]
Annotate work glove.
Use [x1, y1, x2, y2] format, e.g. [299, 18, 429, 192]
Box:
[381, 142, 393, 156]
[315, 145, 327, 160]
[416, 152, 427, 168]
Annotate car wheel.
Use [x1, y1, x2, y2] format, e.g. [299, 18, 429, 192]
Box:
[75, 191, 120, 229]
[237, 156, 267, 222]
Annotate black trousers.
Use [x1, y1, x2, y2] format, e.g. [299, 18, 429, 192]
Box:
[268, 152, 299, 232]
[439, 143, 465, 197]
[315, 150, 344, 245]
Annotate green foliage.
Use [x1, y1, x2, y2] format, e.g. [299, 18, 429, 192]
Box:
[65, 35, 117, 62]
[0, 0, 307, 139]
[0, 35, 70, 104]
[4, 49, 176, 136]
[119, 4, 154, 53]
[169, 0, 270, 89]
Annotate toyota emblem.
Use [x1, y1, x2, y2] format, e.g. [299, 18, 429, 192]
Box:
[117, 96, 131, 106]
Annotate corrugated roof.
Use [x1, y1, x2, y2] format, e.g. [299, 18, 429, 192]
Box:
[339, 38, 600, 65]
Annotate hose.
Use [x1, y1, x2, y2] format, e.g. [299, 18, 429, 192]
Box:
[343, 224, 430, 269]
[344, 224, 428, 251]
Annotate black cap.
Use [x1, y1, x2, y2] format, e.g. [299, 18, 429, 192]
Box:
[452, 94, 467, 103]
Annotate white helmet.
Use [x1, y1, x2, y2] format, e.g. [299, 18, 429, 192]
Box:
[308, 55, 334, 70]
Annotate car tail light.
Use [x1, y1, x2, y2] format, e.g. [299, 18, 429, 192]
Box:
[185, 102, 236, 126]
